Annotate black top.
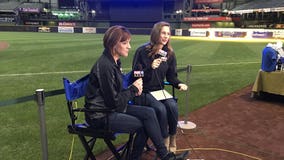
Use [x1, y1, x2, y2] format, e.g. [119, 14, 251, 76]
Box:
[85, 49, 138, 119]
[132, 42, 182, 93]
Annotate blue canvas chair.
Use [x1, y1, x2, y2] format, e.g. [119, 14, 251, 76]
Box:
[63, 74, 134, 160]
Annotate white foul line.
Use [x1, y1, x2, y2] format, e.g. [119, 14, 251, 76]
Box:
[0, 62, 259, 77]
[192, 61, 259, 67]
[0, 70, 88, 77]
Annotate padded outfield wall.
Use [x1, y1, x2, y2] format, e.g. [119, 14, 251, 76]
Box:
[1, 25, 284, 40]
[186, 28, 284, 40]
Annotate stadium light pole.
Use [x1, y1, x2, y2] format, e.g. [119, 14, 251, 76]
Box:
[178, 64, 196, 130]
[176, 9, 183, 29]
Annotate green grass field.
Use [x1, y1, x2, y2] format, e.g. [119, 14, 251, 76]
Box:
[0, 31, 267, 160]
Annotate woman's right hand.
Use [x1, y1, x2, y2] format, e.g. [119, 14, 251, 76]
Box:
[132, 78, 143, 96]
[151, 58, 162, 69]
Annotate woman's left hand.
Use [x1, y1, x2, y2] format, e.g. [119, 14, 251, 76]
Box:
[178, 83, 188, 91]
[133, 78, 143, 96]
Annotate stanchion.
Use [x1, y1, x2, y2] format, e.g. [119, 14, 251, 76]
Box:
[0, 88, 65, 160]
[35, 89, 48, 160]
[178, 64, 196, 129]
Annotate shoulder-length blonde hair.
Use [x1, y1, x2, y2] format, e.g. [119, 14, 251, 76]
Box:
[147, 21, 173, 58]
[103, 25, 131, 56]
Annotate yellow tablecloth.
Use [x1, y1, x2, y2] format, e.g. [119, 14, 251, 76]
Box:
[252, 70, 284, 96]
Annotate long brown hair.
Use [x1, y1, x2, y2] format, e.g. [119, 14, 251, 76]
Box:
[103, 25, 131, 56]
[147, 21, 173, 58]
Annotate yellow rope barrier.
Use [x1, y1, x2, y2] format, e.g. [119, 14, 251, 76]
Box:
[68, 101, 78, 160]
[68, 136, 75, 160]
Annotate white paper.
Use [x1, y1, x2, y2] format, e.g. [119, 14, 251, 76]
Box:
[150, 89, 173, 101]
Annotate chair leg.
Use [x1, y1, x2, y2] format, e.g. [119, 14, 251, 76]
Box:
[78, 136, 96, 160]
[85, 138, 96, 160]
[88, 138, 96, 150]
[125, 133, 134, 160]
[104, 139, 122, 160]
[116, 143, 128, 159]
[113, 133, 134, 160]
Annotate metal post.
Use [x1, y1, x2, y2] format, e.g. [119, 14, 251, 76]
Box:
[184, 64, 191, 124]
[178, 64, 196, 130]
[35, 89, 48, 160]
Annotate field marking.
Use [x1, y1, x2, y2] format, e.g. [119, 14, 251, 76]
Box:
[193, 61, 259, 67]
[0, 61, 259, 78]
[0, 70, 88, 77]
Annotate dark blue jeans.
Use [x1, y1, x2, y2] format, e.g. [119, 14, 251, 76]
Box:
[134, 93, 179, 138]
[86, 105, 168, 160]
[126, 105, 168, 159]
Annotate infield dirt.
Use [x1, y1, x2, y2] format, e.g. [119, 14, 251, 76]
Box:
[97, 85, 284, 160]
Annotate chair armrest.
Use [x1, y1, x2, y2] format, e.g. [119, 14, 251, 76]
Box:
[164, 81, 175, 97]
[72, 107, 114, 131]
[164, 81, 171, 85]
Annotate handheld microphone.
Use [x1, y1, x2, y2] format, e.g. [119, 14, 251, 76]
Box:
[133, 71, 144, 78]
[133, 64, 144, 78]
[157, 49, 167, 62]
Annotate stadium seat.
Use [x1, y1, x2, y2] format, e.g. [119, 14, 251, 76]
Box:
[63, 74, 134, 160]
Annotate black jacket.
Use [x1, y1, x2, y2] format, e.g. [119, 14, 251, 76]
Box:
[85, 49, 138, 119]
[132, 42, 182, 93]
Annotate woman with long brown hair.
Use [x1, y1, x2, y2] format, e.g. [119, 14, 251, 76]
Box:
[133, 21, 188, 153]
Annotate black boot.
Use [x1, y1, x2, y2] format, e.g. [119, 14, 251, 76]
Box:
[161, 152, 176, 160]
[161, 151, 189, 160]
[175, 150, 189, 160]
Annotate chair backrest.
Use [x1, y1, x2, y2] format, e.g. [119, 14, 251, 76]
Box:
[63, 72, 133, 124]
[63, 74, 89, 126]
[63, 74, 90, 101]
[63, 71, 132, 101]
[122, 71, 134, 89]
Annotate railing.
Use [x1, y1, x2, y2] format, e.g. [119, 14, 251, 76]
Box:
[0, 88, 64, 160]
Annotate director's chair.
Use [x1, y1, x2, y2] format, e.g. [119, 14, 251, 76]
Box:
[63, 74, 134, 160]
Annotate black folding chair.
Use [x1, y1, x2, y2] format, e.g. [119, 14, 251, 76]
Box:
[63, 74, 134, 160]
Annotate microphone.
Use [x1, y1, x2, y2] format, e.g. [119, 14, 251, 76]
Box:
[133, 71, 144, 78]
[157, 49, 167, 62]
[133, 64, 144, 78]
